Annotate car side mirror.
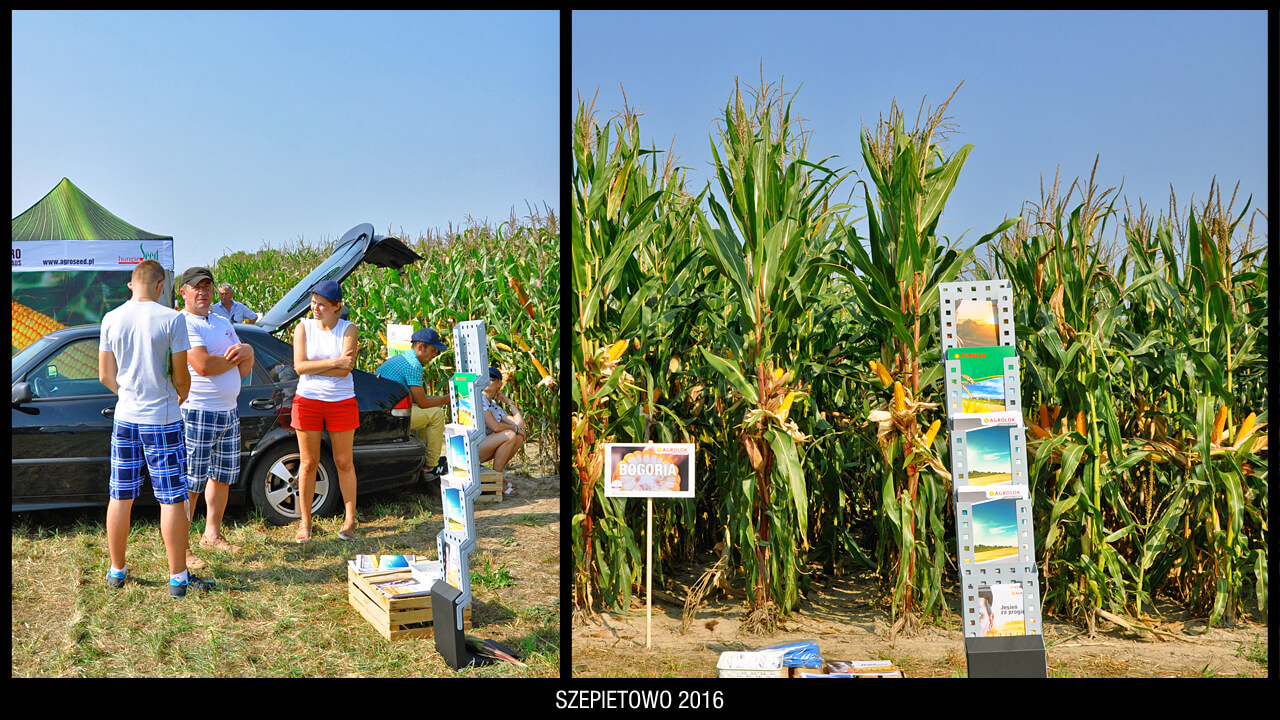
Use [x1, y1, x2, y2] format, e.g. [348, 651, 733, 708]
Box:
[13, 381, 33, 405]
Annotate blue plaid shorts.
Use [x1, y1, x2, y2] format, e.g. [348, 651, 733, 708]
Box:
[181, 407, 241, 492]
[110, 420, 188, 504]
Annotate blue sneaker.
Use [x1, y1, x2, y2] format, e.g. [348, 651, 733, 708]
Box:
[169, 573, 215, 599]
[106, 568, 126, 589]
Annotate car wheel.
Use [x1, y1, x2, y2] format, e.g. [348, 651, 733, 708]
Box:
[249, 441, 343, 526]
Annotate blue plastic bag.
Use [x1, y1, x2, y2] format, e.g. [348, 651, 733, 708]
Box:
[756, 640, 823, 668]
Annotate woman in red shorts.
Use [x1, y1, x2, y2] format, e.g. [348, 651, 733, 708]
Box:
[291, 279, 359, 542]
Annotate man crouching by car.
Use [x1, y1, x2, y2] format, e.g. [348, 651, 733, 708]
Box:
[98, 259, 213, 599]
[178, 266, 254, 571]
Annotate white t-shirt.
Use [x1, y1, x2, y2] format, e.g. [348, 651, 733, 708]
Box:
[100, 299, 190, 425]
[181, 309, 243, 411]
[296, 318, 355, 402]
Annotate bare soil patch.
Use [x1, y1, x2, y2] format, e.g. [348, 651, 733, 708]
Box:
[571, 560, 1267, 678]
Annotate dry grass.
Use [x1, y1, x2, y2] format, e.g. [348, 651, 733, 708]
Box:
[12, 468, 560, 678]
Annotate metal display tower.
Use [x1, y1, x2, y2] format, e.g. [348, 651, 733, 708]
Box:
[939, 280, 1048, 678]
[433, 319, 489, 668]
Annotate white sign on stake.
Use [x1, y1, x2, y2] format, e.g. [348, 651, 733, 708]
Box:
[602, 442, 696, 649]
[602, 443, 696, 498]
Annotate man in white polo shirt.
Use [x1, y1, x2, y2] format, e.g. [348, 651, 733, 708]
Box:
[179, 267, 255, 569]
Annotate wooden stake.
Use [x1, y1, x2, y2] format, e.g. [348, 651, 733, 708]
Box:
[646, 496, 653, 649]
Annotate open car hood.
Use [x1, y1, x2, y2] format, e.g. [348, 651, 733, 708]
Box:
[256, 223, 422, 333]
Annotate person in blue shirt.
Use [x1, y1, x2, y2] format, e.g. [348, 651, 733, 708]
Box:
[374, 327, 450, 476]
[210, 283, 259, 324]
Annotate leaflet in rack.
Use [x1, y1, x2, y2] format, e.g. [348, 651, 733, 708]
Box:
[938, 280, 1015, 352]
[947, 416, 1030, 488]
[954, 485, 1038, 572]
[961, 579, 1042, 638]
[944, 346, 1021, 416]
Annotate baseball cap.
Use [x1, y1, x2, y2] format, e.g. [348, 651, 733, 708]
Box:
[181, 266, 214, 287]
[412, 327, 448, 351]
[311, 279, 343, 303]
[488, 366, 503, 381]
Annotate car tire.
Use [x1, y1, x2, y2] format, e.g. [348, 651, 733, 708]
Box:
[249, 441, 343, 526]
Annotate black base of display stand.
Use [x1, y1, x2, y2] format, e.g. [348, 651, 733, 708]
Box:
[965, 635, 1047, 678]
[432, 580, 475, 670]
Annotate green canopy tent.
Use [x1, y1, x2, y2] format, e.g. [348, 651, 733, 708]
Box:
[11, 178, 175, 353]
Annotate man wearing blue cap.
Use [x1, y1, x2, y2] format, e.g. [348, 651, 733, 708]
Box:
[374, 326, 450, 477]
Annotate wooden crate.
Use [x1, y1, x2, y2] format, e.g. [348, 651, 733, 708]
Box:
[348, 566, 471, 641]
[477, 468, 503, 503]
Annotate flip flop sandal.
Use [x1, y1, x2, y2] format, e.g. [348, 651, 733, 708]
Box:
[337, 529, 356, 541]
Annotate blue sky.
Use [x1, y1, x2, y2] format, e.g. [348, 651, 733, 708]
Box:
[12, 10, 560, 275]
[572, 10, 1269, 254]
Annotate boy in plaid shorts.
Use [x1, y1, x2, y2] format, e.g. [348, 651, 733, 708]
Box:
[178, 267, 255, 570]
[98, 260, 212, 598]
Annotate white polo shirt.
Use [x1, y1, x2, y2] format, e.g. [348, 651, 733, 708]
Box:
[181, 309, 243, 411]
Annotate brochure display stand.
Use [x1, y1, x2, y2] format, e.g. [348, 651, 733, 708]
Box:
[939, 280, 1047, 678]
[433, 319, 489, 669]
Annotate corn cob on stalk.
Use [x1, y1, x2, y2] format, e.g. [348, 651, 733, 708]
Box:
[1232, 412, 1257, 447]
[922, 419, 941, 446]
[1212, 405, 1229, 444]
[869, 359, 893, 387]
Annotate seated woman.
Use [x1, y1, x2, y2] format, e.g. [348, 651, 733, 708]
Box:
[475, 367, 525, 496]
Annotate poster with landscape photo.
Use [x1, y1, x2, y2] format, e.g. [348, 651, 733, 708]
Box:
[963, 424, 1014, 485]
[969, 496, 1020, 564]
[947, 346, 1017, 413]
[953, 298, 1000, 347]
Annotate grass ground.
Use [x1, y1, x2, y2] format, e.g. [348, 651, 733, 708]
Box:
[12, 468, 560, 678]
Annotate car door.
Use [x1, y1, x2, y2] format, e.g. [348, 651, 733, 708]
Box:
[11, 334, 117, 508]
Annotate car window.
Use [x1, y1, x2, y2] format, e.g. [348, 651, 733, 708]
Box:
[249, 336, 298, 384]
[27, 338, 110, 398]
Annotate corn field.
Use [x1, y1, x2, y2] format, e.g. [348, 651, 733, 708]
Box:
[571, 78, 1267, 635]
[209, 214, 561, 471]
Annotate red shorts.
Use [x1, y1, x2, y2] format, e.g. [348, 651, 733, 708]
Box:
[291, 395, 360, 432]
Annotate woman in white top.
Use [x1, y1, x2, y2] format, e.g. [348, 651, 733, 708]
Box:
[477, 366, 525, 496]
[290, 279, 359, 542]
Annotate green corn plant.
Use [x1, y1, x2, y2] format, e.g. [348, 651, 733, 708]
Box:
[696, 76, 844, 631]
[838, 89, 1014, 635]
[571, 91, 669, 613]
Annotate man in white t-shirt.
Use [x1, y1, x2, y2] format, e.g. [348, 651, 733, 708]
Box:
[210, 282, 259, 324]
[98, 259, 212, 598]
[178, 267, 255, 569]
